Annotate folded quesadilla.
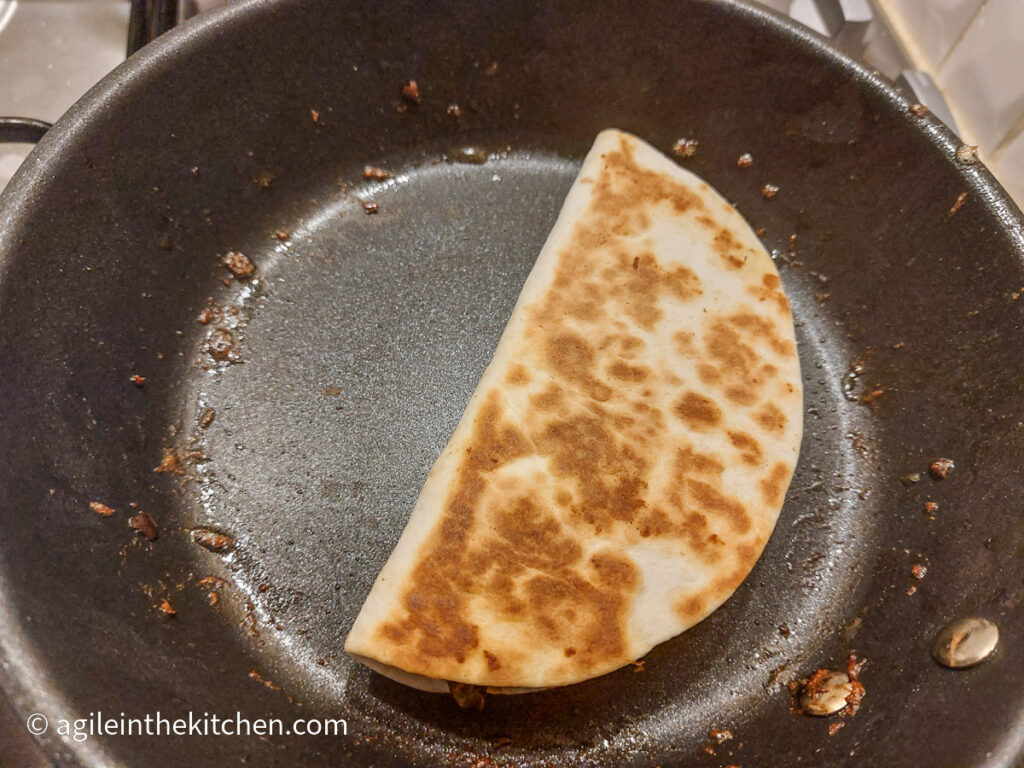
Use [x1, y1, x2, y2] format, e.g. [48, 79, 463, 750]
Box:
[345, 129, 802, 694]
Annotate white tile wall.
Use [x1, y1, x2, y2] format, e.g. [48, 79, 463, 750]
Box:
[937, 0, 1024, 151]
[993, 126, 1024, 209]
[0, 0, 129, 192]
[877, 0, 1024, 208]
[880, 0, 985, 70]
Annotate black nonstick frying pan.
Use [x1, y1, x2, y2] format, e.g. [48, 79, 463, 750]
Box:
[1, 1, 1023, 766]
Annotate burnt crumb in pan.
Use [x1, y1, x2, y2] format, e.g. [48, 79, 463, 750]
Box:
[949, 192, 967, 216]
[90, 501, 115, 517]
[128, 511, 159, 541]
[192, 528, 234, 553]
[448, 681, 486, 710]
[929, 457, 954, 479]
[222, 251, 255, 279]
[671, 137, 698, 158]
[363, 165, 390, 181]
[401, 79, 420, 105]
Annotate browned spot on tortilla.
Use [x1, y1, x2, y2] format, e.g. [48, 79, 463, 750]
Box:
[534, 415, 648, 531]
[506, 364, 531, 386]
[713, 228, 747, 269]
[491, 497, 583, 570]
[686, 479, 751, 534]
[531, 384, 565, 412]
[564, 647, 576, 657]
[396, 395, 529, 664]
[755, 403, 788, 435]
[747, 281, 790, 314]
[530, 139, 704, 334]
[637, 507, 673, 538]
[620, 335, 645, 354]
[728, 311, 796, 357]
[674, 330, 696, 356]
[725, 385, 758, 405]
[762, 273, 781, 289]
[700, 317, 791, 409]
[483, 650, 501, 671]
[727, 430, 763, 466]
[608, 360, 649, 382]
[697, 363, 722, 385]
[673, 391, 722, 429]
[760, 461, 790, 505]
[590, 552, 639, 590]
[380, 622, 407, 643]
[675, 595, 706, 620]
[544, 333, 612, 402]
[676, 445, 725, 476]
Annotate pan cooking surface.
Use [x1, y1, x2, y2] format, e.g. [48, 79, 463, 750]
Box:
[0, 1, 1022, 766]
[179, 155, 874, 764]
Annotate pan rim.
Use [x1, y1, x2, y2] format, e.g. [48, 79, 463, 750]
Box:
[0, 0, 1022, 271]
[0, 0, 1023, 765]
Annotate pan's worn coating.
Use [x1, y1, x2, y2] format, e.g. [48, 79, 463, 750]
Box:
[0, 1, 1022, 767]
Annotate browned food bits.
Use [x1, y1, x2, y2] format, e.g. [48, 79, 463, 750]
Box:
[248, 669, 280, 690]
[158, 599, 176, 617]
[828, 721, 845, 736]
[910, 103, 929, 117]
[401, 79, 420, 103]
[129, 511, 159, 541]
[192, 528, 234, 552]
[949, 192, 967, 216]
[222, 251, 254, 278]
[310, 108, 320, 123]
[446, 103, 463, 117]
[197, 306, 218, 324]
[710, 728, 734, 743]
[762, 183, 779, 199]
[198, 408, 216, 429]
[154, 447, 184, 475]
[90, 501, 115, 517]
[924, 500, 939, 513]
[671, 138, 699, 158]
[858, 388, 885, 404]
[363, 165, 391, 181]
[956, 145, 978, 163]
[448, 681, 486, 710]
[911, 563, 928, 580]
[930, 457, 955, 479]
[274, 229, 290, 241]
[362, 201, 380, 215]
[130, 374, 146, 387]
[323, 386, 342, 396]
[737, 152, 753, 168]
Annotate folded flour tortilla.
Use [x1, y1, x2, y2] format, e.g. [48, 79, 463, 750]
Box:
[345, 129, 802, 693]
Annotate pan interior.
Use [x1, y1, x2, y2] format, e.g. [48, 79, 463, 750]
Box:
[176, 152, 876, 763]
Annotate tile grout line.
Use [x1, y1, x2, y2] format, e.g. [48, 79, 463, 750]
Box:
[990, 113, 1024, 164]
[937, 0, 989, 72]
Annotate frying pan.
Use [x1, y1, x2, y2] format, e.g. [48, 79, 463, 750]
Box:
[1, 1, 1023, 766]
